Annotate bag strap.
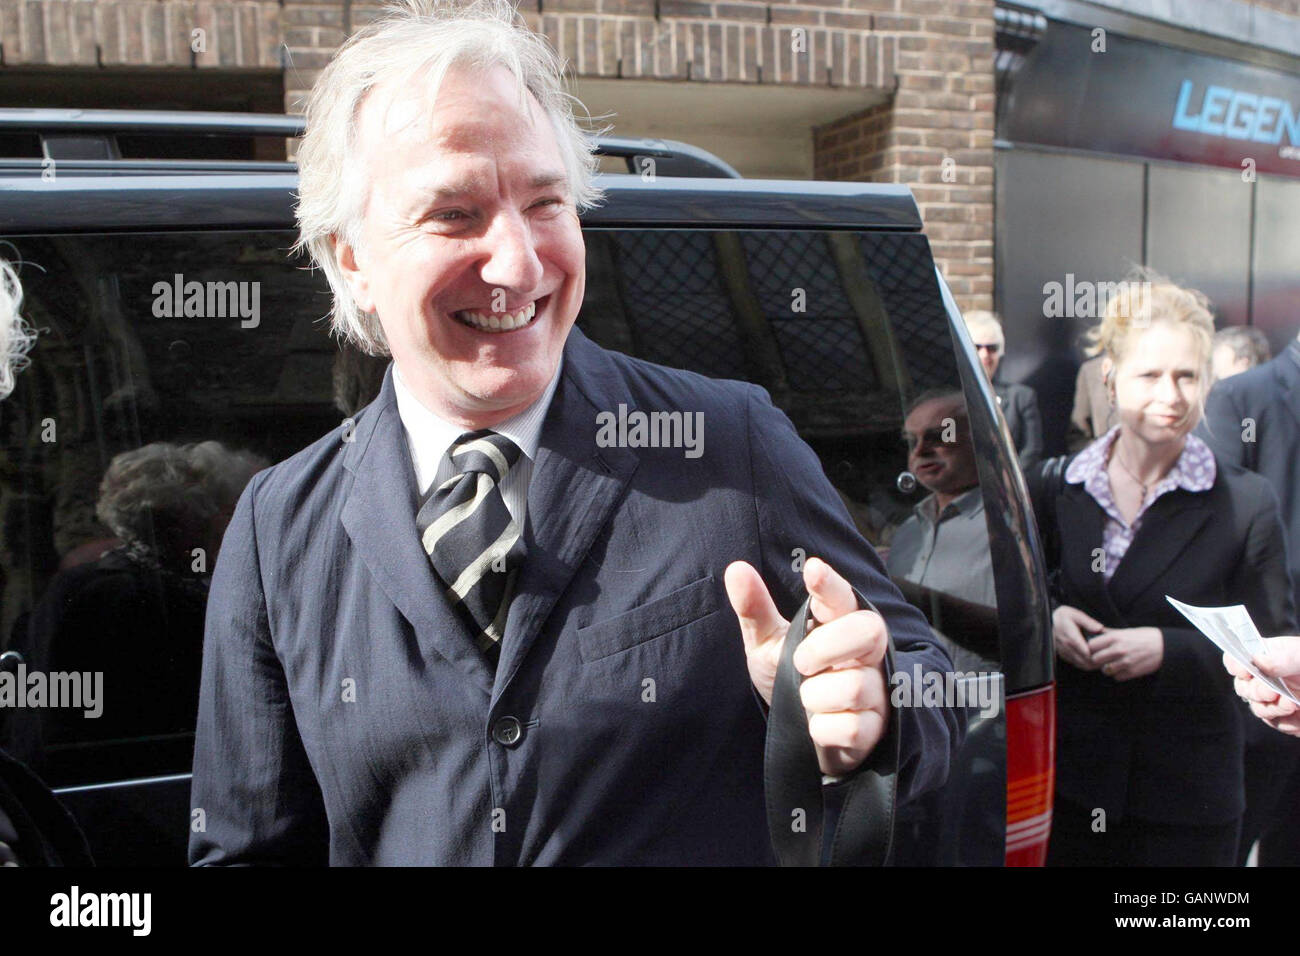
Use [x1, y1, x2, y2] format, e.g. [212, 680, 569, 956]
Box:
[1027, 455, 1069, 602]
[764, 586, 900, 867]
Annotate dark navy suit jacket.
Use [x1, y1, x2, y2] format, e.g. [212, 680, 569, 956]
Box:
[1202, 341, 1300, 614]
[189, 329, 960, 865]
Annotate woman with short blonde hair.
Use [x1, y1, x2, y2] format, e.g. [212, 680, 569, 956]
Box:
[1028, 272, 1294, 866]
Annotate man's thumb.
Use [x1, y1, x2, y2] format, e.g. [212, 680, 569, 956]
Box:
[724, 561, 788, 652]
[1255, 636, 1300, 681]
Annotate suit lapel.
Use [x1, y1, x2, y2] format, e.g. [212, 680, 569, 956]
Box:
[496, 330, 640, 691]
[1056, 483, 1122, 622]
[1107, 490, 1214, 611]
[341, 366, 495, 695]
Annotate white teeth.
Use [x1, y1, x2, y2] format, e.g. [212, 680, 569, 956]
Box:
[454, 299, 538, 332]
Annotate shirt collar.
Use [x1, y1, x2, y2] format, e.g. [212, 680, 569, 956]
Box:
[917, 485, 984, 524]
[1066, 425, 1216, 495]
[392, 359, 563, 492]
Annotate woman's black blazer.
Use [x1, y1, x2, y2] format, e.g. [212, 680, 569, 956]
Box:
[1028, 454, 1296, 826]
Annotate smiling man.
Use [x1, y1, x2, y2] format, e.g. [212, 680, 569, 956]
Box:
[188, 0, 960, 866]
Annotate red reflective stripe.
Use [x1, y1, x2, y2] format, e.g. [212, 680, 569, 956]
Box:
[1004, 685, 1056, 867]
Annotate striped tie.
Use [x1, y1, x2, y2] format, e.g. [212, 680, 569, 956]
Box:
[416, 430, 523, 660]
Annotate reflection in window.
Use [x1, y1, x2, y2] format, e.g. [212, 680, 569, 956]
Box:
[0, 232, 345, 785]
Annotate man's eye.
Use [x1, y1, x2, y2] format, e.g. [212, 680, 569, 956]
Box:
[532, 197, 563, 209]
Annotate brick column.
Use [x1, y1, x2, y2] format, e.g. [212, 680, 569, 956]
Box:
[0, 1, 284, 68]
[814, 0, 996, 314]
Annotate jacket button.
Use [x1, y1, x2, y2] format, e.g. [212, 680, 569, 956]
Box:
[492, 716, 523, 747]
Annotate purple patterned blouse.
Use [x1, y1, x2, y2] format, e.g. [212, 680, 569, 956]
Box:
[1064, 426, 1217, 582]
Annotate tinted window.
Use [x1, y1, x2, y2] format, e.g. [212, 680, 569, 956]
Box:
[0, 231, 357, 786]
[1, 224, 1019, 865]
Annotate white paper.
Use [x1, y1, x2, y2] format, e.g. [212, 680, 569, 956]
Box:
[1167, 596, 1300, 706]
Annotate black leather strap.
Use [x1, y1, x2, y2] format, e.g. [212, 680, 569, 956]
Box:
[764, 586, 899, 866]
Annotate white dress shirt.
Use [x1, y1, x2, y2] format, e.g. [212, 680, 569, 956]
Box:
[392, 360, 562, 530]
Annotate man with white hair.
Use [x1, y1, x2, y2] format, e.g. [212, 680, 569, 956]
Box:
[963, 310, 1042, 471]
[190, 0, 959, 865]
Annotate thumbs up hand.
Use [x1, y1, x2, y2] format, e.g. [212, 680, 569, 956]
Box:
[725, 557, 890, 775]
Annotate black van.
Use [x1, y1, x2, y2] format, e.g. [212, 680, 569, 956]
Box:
[0, 109, 1053, 866]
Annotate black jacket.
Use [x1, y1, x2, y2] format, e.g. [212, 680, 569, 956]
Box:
[1028, 453, 1295, 826]
[189, 330, 960, 865]
[1201, 341, 1300, 613]
[994, 381, 1044, 471]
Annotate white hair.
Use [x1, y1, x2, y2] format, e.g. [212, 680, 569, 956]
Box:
[963, 310, 1005, 350]
[294, 0, 609, 356]
[0, 258, 37, 400]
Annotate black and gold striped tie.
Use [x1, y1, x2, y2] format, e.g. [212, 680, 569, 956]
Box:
[416, 430, 522, 661]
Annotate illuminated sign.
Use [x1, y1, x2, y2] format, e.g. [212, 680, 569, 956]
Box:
[1172, 80, 1300, 147]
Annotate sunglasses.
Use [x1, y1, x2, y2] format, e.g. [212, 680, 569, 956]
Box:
[902, 427, 952, 452]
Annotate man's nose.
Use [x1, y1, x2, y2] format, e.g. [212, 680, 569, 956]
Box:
[478, 211, 545, 294]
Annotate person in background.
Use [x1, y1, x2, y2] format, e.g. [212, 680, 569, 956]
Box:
[1212, 326, 1271, 384]
[885, 389, 995, 865]
[10, 440, 268, 768]
[1027, 275, 1294, 867]
[1068, 354, 1117, 454]
[963, 310, 1042, 471]
[0, 258, 93, 867]
[1204, 326, 1300, 865]
[886, 389, 997, 671]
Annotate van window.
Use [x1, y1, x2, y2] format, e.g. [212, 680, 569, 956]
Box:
[1, 226, 1013, 864]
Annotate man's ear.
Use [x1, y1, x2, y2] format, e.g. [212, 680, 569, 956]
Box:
[333, 235, 375, 316]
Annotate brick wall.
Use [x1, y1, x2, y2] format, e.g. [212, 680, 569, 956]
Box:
[0, 0, 997, 310]
[815, 0, 995, 312]
[281, 1, 902, 110]
[0, 1, 283, 67]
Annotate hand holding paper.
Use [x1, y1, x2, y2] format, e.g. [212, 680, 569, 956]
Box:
[1169, 596, 1300, 737]
[1225, 635, 1300, 737]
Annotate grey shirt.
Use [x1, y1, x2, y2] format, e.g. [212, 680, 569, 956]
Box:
[886, 486, 996, 610]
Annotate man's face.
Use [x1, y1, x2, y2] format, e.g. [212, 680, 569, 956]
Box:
[1212, 343, 1249, 382]
[972, 337, 1001, 381]
[903, 396, 978, 497]
[336, 64, 587, 427]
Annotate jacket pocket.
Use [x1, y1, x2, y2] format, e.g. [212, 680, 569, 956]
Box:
[577, 573, 720, 662]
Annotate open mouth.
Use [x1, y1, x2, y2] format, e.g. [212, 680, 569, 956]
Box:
[452, 295, 546, 334]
